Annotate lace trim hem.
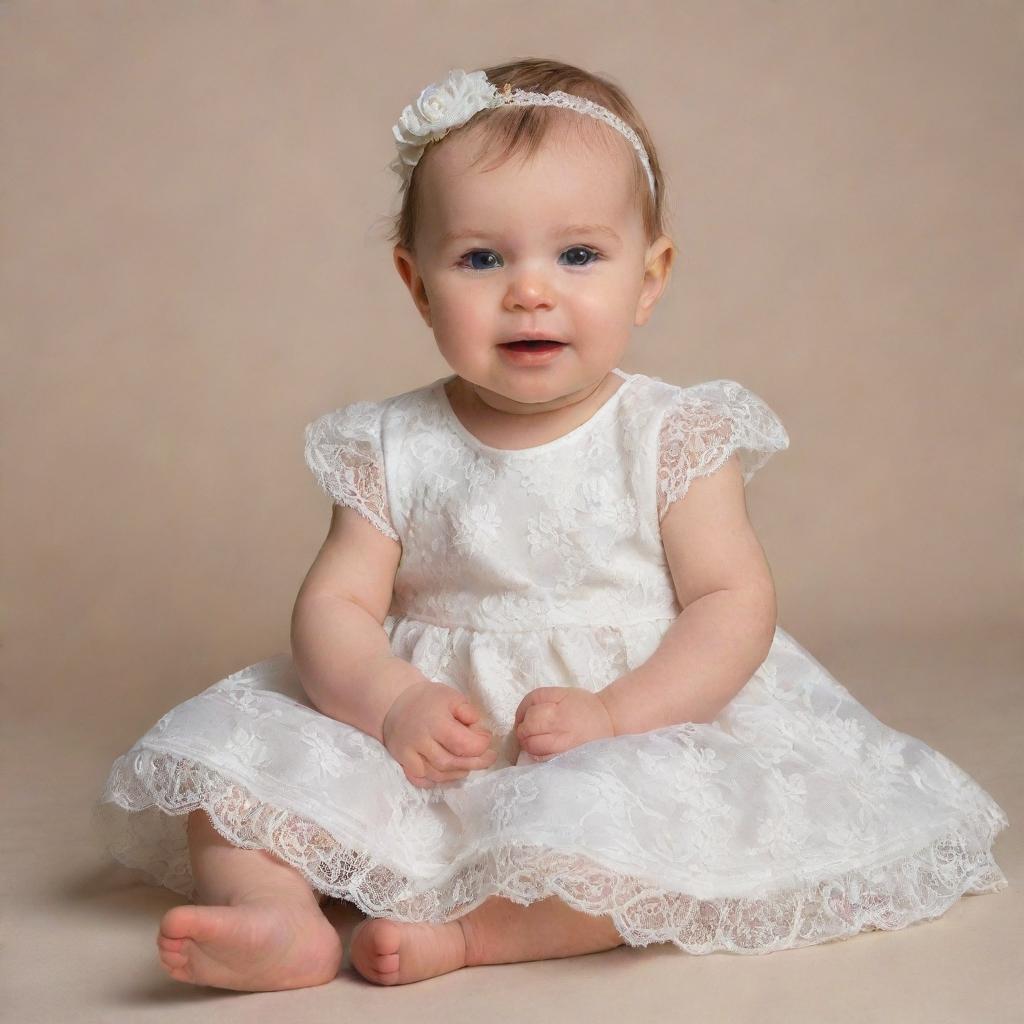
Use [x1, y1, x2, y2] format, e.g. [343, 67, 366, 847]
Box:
[93, 752, 1009, 955]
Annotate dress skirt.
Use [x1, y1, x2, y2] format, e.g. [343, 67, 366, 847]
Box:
[93, 624, 1009, 955]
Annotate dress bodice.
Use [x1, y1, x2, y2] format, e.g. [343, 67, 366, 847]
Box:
[304, 368, 791, 633]
[386, 369, 680, 631]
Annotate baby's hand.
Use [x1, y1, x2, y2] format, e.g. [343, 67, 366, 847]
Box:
[513, 687, 616, 762]
[382, 680, 497, 788]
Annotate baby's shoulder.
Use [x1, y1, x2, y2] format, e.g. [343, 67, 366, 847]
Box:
[624, 373, 786, 439]
[303, 379, 434, 445]
[627, 371, 763, 406]
[633, 374, 790, 515]
[302, 381, 436, 542]
[621, 373, 772, 435]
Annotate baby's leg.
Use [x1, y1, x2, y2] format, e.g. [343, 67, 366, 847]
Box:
[459, 894, 626, 966]
[156, 809, 343, 991]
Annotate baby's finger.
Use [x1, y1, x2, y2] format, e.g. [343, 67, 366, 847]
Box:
[402, 755, 433, 788]
[421, 751, 492, 782]
[441, 723, 492, 757]
[435, 748, 497, 773]
[519, 731, 562, 757]
[448, 708, 492, 739]
[403, 756, 466, 788]
[422, 765, 473, 783]
[452, 701, 479, 725]
[428, 738, 497, 771]
[520, 704, 556, 732]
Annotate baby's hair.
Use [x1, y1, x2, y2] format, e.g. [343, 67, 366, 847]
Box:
[386, 57, 671, 252]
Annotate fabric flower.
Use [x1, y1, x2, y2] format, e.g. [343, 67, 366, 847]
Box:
[389, 68, 500, 182]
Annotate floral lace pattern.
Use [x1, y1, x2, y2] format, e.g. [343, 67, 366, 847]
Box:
[94, 371, 1010, 954]
[303, 400, 399, 541]
[655, 378, 791, 520]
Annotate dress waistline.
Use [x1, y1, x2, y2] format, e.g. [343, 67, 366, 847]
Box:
[383, 613, 679, 634]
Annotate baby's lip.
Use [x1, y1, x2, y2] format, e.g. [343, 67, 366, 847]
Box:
[500, 330, 568, 344]
[499, 338, 568, 345]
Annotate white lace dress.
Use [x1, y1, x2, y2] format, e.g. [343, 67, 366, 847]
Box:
[93, 368, 1009, 954]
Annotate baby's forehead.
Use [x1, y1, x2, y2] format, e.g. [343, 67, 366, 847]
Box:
[420, 123, 641, 229]
[437, 117, 634, 184]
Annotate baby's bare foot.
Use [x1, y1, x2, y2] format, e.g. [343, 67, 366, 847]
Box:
[349, 916, 470, 986]
[157, 896, 342, 992]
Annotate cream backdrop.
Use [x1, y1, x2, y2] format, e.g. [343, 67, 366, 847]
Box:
[3, 3, 1020, 1022]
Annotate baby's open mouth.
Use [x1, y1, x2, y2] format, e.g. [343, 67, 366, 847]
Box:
[500, 340, 567, 351]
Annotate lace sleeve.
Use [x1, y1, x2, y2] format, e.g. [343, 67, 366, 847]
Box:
[656, 379, 789, 521]
[303, 401, 399, 542]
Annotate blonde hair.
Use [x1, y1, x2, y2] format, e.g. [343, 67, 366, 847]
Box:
[385, 57, 671, 252]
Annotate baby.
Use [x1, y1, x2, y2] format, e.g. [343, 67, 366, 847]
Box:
[95, 56, 1009, 993]
[164, 58, 689, 989]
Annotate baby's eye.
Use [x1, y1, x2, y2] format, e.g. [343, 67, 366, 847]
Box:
[561, 245, 601, 267]
[459, 250, 502, 271]
[456, 246, 602, 271]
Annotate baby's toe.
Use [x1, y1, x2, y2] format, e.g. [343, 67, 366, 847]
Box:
[349, 919, 401, 984]
[157, 944, 192, 980]
[157, 931, 185, 954]
[348, 916, 468, 986]
[375, 952, 400, 975]
[157, 943, 188, 967]
[368, 920, 402, 957]
[159, 904, 204, 942]
[156, 925, 191, 976]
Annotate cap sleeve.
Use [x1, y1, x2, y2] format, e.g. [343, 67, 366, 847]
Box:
[656, 378, 789, 521]
[303, 400, 399, 542]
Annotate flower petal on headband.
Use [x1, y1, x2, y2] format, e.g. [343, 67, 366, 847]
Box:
[390, 68, 499, 180]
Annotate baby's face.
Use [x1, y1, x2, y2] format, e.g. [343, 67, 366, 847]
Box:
[394, 124, 673, 412]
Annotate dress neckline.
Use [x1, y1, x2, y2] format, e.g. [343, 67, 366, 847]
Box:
[435, 367, 638, 457]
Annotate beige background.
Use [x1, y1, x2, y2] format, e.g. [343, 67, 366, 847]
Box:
[3, 2, 1021, 1021]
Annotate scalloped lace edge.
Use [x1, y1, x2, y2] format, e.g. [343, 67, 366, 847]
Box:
[93, 753, 1009, 955]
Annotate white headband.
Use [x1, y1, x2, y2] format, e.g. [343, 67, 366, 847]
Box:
[390, 68, 656, 198]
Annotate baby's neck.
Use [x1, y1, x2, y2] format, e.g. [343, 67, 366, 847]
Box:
[444, 372, 624, 451]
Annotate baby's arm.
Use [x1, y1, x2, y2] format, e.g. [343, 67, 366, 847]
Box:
[291, 506, 497, 788]
[598, 454, 778, 732]
[291, 504, 419, 743]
